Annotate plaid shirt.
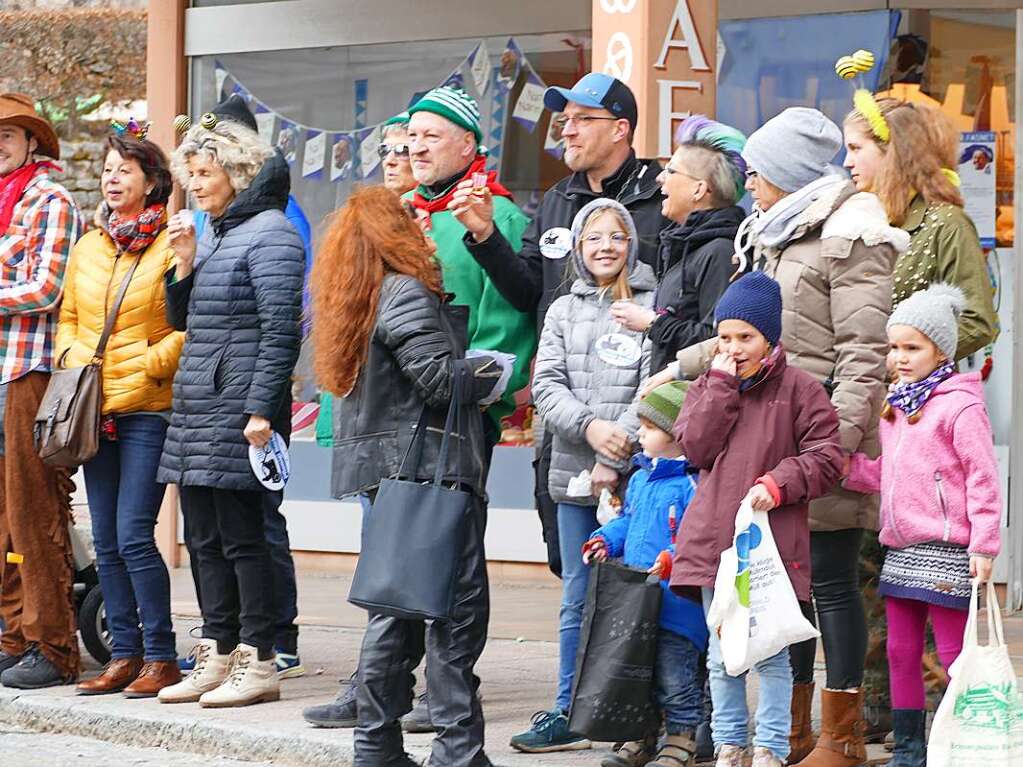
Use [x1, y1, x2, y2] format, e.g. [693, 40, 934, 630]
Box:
[0, 172, 81, 383]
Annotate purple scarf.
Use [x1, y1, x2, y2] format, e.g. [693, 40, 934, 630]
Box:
[886, 360, 955, 418]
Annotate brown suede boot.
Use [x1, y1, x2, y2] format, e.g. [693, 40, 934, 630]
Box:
[123, 660, 182, 698]
[76, 657, 143, 695]
[788, 682, 816, 763]
[791, 689, 867, 767]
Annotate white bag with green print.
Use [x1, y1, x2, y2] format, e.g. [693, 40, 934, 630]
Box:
[927, 581, 1023, 766]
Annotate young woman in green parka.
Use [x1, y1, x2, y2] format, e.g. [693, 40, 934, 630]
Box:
[843, 97, 997, 360]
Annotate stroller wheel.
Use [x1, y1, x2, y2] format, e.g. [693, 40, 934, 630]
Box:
[78, 585, 112, 665]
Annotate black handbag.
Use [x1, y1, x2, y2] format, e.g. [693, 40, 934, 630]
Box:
[568, 561, 664, 742]
[347, 381, 471, 622]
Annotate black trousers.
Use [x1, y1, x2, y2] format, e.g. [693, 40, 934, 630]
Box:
[181, 485, 276, 659]
[354, 499, 491, 767]
[790, 528, 868, 689]
[185, 489, 299, 654]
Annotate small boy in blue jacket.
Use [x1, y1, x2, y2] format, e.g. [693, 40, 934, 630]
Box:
[582, 381, 708, 767]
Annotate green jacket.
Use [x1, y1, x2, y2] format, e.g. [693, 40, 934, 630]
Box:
[894, 196, 998, 361]
[407, 190, 537, 425]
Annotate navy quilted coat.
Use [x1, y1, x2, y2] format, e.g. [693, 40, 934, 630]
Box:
[157, 151, 304, 490]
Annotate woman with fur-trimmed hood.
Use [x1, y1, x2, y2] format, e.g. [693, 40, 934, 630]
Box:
[646, 107, 909, 767]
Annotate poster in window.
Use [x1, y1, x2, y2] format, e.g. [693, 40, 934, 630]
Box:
[958, 132, 996, 249]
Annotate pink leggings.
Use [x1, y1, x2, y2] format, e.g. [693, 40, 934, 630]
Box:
[886, 595, 969, 709]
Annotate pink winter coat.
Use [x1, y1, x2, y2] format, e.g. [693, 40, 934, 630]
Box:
[844, 372, 1001, 557]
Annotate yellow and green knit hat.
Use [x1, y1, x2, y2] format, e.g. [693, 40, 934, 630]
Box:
[408, 86, 483, 142]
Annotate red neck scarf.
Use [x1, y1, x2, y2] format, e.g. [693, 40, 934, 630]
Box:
[0, 161, 58, 233]
[106, 204, 167, 255]
[410, 155, 513, 214]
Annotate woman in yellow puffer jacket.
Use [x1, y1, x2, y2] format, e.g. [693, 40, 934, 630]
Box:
[56, 129, 184, 699]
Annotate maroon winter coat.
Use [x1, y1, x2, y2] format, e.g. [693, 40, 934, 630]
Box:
[669, 352, 843, 602]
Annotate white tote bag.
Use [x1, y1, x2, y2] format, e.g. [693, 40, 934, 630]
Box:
[927, 581, 1023, 767]
[706, 498, 819, 676]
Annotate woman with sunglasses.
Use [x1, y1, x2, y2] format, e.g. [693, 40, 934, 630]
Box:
[379, 111, 416, 196]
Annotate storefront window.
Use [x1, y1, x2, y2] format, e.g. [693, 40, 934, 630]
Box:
[189, 33, 589, 443]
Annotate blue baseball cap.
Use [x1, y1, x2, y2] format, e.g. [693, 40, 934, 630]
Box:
[544, 72, 638, 130]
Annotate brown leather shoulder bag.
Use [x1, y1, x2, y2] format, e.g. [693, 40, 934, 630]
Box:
[34, 253, 143, 467]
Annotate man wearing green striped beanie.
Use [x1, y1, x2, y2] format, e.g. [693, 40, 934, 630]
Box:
[406, 87, 536, 444]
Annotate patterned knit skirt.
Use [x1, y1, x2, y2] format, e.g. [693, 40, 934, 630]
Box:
[879, 542, 971, 610]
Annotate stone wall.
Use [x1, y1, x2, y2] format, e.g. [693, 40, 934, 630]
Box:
[55, 138, 106, 221]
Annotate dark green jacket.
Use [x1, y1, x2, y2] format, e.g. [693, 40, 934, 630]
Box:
[894, 196, 998, 360]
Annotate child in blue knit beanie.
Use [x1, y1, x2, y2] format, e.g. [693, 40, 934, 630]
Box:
[670, 271, 844, 767]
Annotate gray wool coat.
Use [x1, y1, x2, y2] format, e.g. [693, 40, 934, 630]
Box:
[158, 151, 304, 491]
[532, 199, 655, 505]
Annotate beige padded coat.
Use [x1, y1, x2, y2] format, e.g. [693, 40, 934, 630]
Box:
[678, 180, 909, 531]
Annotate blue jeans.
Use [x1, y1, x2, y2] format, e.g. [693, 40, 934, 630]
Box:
[84, 415, 175, 661]
[263, 490, 298, 654]
[555, 501, 598, 712]
[701, 588, 792, 761]
[656, 629, 703, 734]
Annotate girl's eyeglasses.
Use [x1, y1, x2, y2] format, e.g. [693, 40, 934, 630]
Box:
[582, 232, 630, 247]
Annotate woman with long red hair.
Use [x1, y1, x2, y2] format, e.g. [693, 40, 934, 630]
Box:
[310, 186, 503, 767]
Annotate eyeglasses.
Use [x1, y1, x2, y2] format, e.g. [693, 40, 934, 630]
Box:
[552, 115, 620, 130]
[582, 232, 630, 247]
[664, 166, 702, 182]
[377, 142, 410, 160]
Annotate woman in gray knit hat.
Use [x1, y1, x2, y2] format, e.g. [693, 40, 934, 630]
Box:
[645, 107, 910, 767]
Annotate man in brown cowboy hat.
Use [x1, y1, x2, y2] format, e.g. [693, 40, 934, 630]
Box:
[0, 93, 82, 689]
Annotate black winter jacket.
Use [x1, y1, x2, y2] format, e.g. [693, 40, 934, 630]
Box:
[331, 274, 501, 500]
[158, 151, 304, 491]
[648, 206, 746, 374]
[464, 151, 669, 331]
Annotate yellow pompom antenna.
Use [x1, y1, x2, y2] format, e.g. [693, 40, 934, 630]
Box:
[200, 112, 219, 130]
[853, 89, 889, 143]
[835, 56, 858, 81]
[173, 114, 192, 136]
[852, 49, 876, 73]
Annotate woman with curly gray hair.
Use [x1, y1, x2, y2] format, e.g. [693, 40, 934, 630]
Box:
[156, 98, 304, 709]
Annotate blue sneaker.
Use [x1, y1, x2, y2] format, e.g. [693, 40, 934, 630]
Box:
[274, 648, 305, 679]
[509, 708, 591, 753]
[178, 626, 203, 673]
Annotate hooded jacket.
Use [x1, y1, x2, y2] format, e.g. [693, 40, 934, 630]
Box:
[532, 199, 655, 504]
[845, 373, 1001, 557]
[157, 151, 304, 491]
[57, 224, 183, 414]
[678, 180, 908, 531]
[649, 205, 745, 374]
[591, 454, 708, 650]
[464, 151, 668, 331]
[669, 353, 844, 602]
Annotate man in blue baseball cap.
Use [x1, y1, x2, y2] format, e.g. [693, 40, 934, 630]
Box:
[445, 71, 670, 755]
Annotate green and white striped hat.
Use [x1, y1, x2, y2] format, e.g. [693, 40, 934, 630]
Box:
[408, 86, 482, 142]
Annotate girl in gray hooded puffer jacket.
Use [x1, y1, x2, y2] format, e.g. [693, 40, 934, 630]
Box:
[523, 198, 655, 745]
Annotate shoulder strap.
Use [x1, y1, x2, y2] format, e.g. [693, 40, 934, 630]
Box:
[93, 253, 143, 362]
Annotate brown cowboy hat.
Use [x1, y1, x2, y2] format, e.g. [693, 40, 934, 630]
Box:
[0, 93, 60, 160]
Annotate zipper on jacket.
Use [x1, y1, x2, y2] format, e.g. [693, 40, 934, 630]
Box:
[934, 470, 951, 542]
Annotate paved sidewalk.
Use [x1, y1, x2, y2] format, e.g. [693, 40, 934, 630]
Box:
[1, 567, 1020, 765]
